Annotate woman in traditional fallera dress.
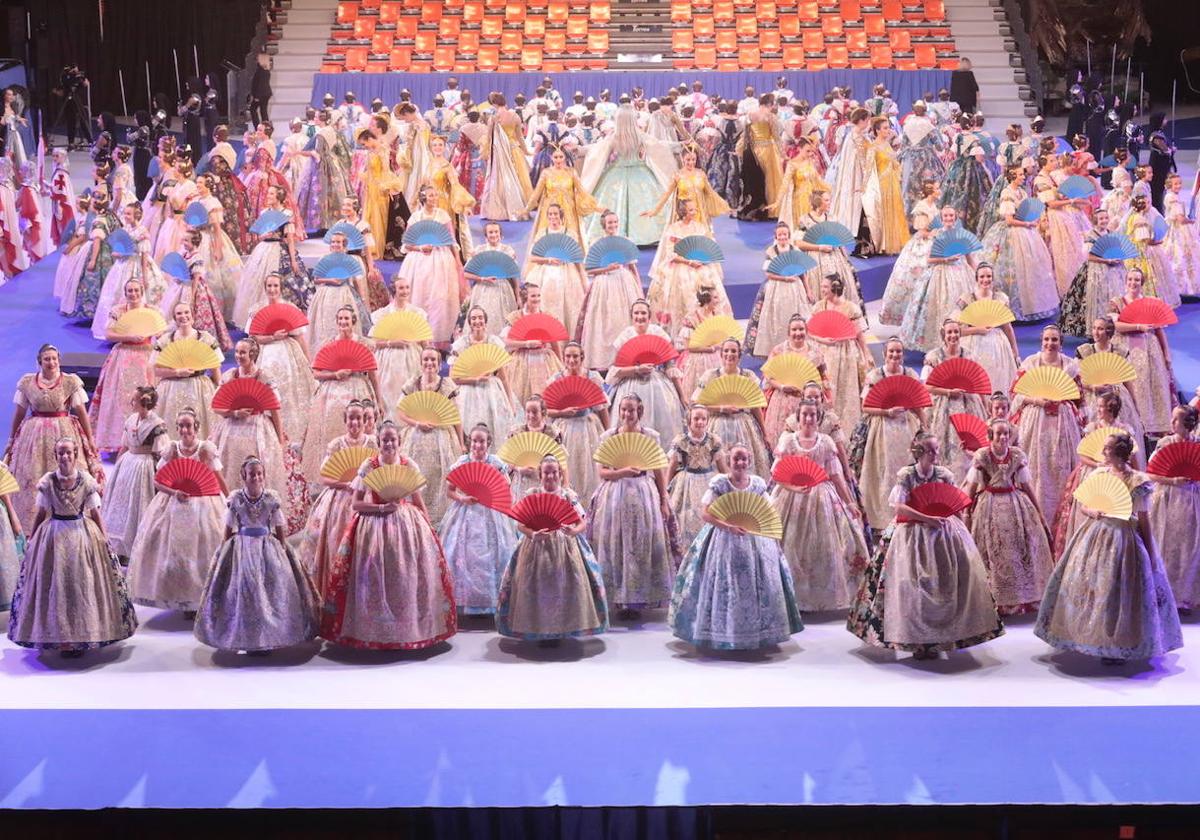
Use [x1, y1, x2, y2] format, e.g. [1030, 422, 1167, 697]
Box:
[101, 386, 169, 559]
[1036, 432, 1182, 663]
[762, 315, 828, 446]
[502, 285, 565, 404]
[54, 194, 92, 314]
[580, 211, 646, 371]
[670, 444, 803, 650]
[545, 344, 610, 503]
[92, 203, 165, 340]
[645, 146, 731, 232]
[1149, 406, 1200, 610]
[606, 300, 687, 445]
[962, 418, 1054, 615]
[399, 184, 466, 348]
[504, 395, 565, 503]
[193, 175, 245, 322]
[667, 405, 727, 550]
[676, 284, 730, 397]
[862, 118, 911, 256]
[90, 279, 161, 455]
[68, 182, 118, 322]
[1037, 155, 1090, 298]
[811, 275, 872, 431]
[298, 400, 378, 599]
[440, 424, 520, 615]
[127, 408, 229, 612]
[953, 263, 1021, 395]
[8, 438, 137, 657]
[1058, 211, 1127, 338]
[939, 115, 994, 235]
[1075, 317, 1147, 456]
[792, 189, 865, 309]
[922, 320, 990, 482]
[4, 344, 103, 528]
[691, 340, 772, 480]
[773, 137, 831, 233]
[980, 166, 1059, 322]
[211, 338, 288, 501]
[879, 183, 939, 327]
[1109, 269, 1178, 436]
[899, 208, 977, 353]
[1162, 174, 1200, 296]
[371, 274, 430, 414]
[194, 456, 320, 654]
[307, 233, 372, 355]
[395, 349, 463, 524]
[322, 421, 457, 650]
[0, 484, 20, 612]
[1125, 195, 1182, 308]
[449, 306, 519, 437]
[856, 339, 926, 532]
[159, 236, 233, 351]
[848, 434, 1003, 658]
[153, 302, 222, 440]
[497, 454, 608, 642]
[234, 190, 314, 324]
[1013, 325, 1084, 524]
[306, 109, 354, 233]
[897, 101, 946, 216]
[245, 275, 315, 446]
[746, 223, 814, 359]
[300, 307, 381, 484]
[521, 203, 589, 338]
[589, 395, 679, 615]
[647, 200, 732, 338]
[466, 221, 520, 338]
[774, 400, 868, 612]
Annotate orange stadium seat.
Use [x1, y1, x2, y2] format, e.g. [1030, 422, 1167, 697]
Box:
[590, 3, 610, 23]
[694, 45, 717, 68]
[756, 2, 777, 21]
[476, 45, 500, 69]
[505, 2, 525, 21]
[926, 0, 945, 20]
[588, 31, 608, 53]
[367, 58, 391, 73]
[881, 0, 901, 21]
[915, 43, 937, 67]
[672, 1, 692, 22]
[713, 1, 735, 23]
[870, 43, 892, 66]
[379, 3, 401, 25]
[797, 1, 818, 22]
[716, 30, 737, 52]
[694, 15, 715, 38]
[717, 58, 738, 70]
[337, 3, 358, 25]
[371, 32, 394, 52]
[439, 18, 461, 39]
[459, 31, 481, 53]
[362, 0, 381, 8]
[779, 16, 800, 37]
[782, 45, 805, 67]
[484, 0, 504, 9]
[802, 30, 823, 52]
[840, 0, 861, 21]
[345, 47, 368, 71]
[320, 62, 344, 73]
[434, 47, 456, 70]
[828, 43, 848, 67]
[888, 29, 910, 50]
[445, 0, 464, 8]
[846, 29, 867, 51]
[524, 17, 545, 38]
[863, 13, 884, 37]
[545, 30, 567, 52]
[693, 0, 712, 6]
[673, 30, 695, 53]
[409, 59, 432, 72]
[354, 18, 376, 40]
[481, 16, 503, 37]
[567, 17, 589, 38]
[521, 46, 543, 69]
[759, 30, 781, 52]
[736, 15, 757, 37]
[939, 56, 960, 69]
[421, 2, 442, 23]
[528, 0, 547, 9]
[548, 2, 568, 22]
[821, 15, 842, 37]
[463, 2, 484, 22]
[331, 25, 353, 42]
[414, 31, 436, 52]
[674, 57, 695, 70]
[738, 45, 760, 67]
[394, 17, 417, 39]
[501, 31, 522, 53]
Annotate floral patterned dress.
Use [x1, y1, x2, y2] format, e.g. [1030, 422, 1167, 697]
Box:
[856, 366, 924, 531]
[399, 374, 461, 524]
[1012, 353, 1083, 522]
[152, 328, 222, 439]
[812, 298, 868, 431]
[439, 453, 520, 615]
[668, 431, 724, 550]
[89, 304, 158, 453]
[545, 370, 607, 502]
[745, 243, 814, 358]
[979, 184, 1058, 321]
[1148, 434, 1200, 609]
[939, 133, 993, 235]
[922, 346, 989, 482]
[101, 411, 170, 556]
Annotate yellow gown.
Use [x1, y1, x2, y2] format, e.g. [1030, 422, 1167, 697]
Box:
[743, 120, 785, 218]
[504, 121, 535, 200]
[864, 141, 911, 255]
[774, 158, 830, 230]
[650, 168, 731, 229]
[362, 150, 405, 260]
[527, 166, 602, 246]
[427, 156, 477, 255]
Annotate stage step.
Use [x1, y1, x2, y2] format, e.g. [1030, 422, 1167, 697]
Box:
[945, 0, 1030, 125]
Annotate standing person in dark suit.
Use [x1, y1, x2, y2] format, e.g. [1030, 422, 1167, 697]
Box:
[950, 57, 980, 115]
[250, 52, 272, 126]
[1146, 112, 1177, 214]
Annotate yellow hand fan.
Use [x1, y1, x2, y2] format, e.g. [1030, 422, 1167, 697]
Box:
[1072, 470, 1133, 520]
[363, 463, 428, 501]
[396, 391, 461, 427]
[497, 431, 569, 470]
[370, 310, 434, 342]
[761, 353, 822, 390]
[450, 343, 512, 379]
[319, 445, 378, 483]
[155, 338, 223, 371]
[592, 432, 669, 471]
[957, 299, 1016, 329]
[707, 489, 784, 539]
[696, 374, 768, 409]
[688, 315, 743, 350]
[1079, 352, 1138, 387]
[1076, 426, 1137, 462]
[1013, 366, 1080, 402]
[111, 307, 168, 338]
[0, 463, 18, 496]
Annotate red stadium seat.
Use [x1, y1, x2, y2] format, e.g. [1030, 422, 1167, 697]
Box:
[548, 1, 568, 22]
[337, 2, 358, 25]
[393, 17, 417, 39]
[827, 43, 848, 67]
[505, 2, 525, 21]
[345, 47, 368, 71]
[863, 14, 884, 37]
[476, 45, 500, 69]
[671, 0, 692, 22]
[802, 30, 823, 52]
[462, 2, 484, 23]
[566, 17, 589, 39]
[524, 17, 546, 38]
[459, 31, 481, 53]
[715, 30, 737, 53]
[434, 47, 456, 70]
[590, 3, 611, 23]
[783, 45, 805, 67]
[779, 16, 801, 37]
[320, 63, 344, 74]
[545, 30, 566, 52]
[521, 46, 543, 69]
[926, 0, 945, 20]
[371, 32, 394, 52]
[888, 29, 910, 50]
[694, 45, 717, 68]
[821, 14, 842, 37]
[414, 31, 436, 53]
[389, 47, 413, 69]
[439, 18, 461, 39]
[846, 29, 867, 51]
[481, 16, 503, 37]
[694, 15, 715, 38]
[914, 43, 936, 67]
[738, 45, 760, 68]
[379, 3, 401, 25]
[797, 1, 818, 22]
[421, 2, 442, 23]
[354, 18, 376, 40]
[713, 1, 735, 23]
[759, 30, 782, 52]
[870, 43, 892, 67]
[500, 30, 522, 53]
[717, 58, 739, 71]
[840, 0, 861, 21]
[362, 0, 381, 7]
[674, 58, 695, 70]
[756, 2, 777, 21]
[673, 30, 695, 53]
[588, 30, 609, 53]
[939, 57, 960, 69]
[736, 15, 757, 37]
[881, 0, 901, 21]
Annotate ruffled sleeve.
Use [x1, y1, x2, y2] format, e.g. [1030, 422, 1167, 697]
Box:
[701, 473, 729, 506]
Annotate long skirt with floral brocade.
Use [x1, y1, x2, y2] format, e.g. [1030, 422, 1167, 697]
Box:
[496, 532, 607, 639]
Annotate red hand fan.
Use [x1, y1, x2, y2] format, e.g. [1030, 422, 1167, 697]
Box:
[926, 358, 992, 395]
[950, 414, 989, 452]
[862, 376, 933, 410]
[806, 310, 859, 341]
[1117, 297, 1178, 328]
[211, 378, 281, 413]
[543, 376, 607, 412]
[771, 455, 830, 488]
[313, 338, 378, 372]
[613, 334, 678, 367]
[447, 461, 514, 514]
[155, 458, 222, 497]
[248, 302, 309, 336]
[510, 492, 582, 532]
[896, 482, 972, 523]
[1147, 441, 1200, 481]
[509, 313, 569, 343]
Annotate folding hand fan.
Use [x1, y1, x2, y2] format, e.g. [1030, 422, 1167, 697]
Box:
[155, 459, 222, 497]
[765, 250, 818, 277]
[926, 358, 992, 395]
[155, 338, 223, 371]
[542, 376, 607, 412]
[584, 235, 639, 270]
[447, 461, 514, 514]
[1072, 471, 1133, 520]
[862, 376, 933, 410]
[531, 232, 585, 263]
[312, 339, 377, 372]
[464, 250, 521, 279]
[613, 334, 677, 367]
[249, 302, 309, 336]
[950, 414, 989, 452]
[1013, 367, 1080, 401]
[696, 374, 768, 409]
[687, 315, 742, 350]
[672, 235, 724, 264]
[396, 391, 461, 427]
[403, 219, 455, 248]
[497, 431, 569, 470]
[592, 432, 670, 471]
[369, 310, 434, 342]
[801, 220, 855, 249]
[707, 490, 784, 539]
[363, 463, 428, 501]
[760, 353, 822, 390]
[319, 446, 379, 483]
[210, 378, 281, 413]
[510, 492, 582, 532]
[509, 313, 569, 343]
[1078, 352, 1137, 387]
[771, 455, 830, 488]
[449, 343, 512, 379]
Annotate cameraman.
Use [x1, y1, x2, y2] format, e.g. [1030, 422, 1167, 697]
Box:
[55, 65, 93, 150]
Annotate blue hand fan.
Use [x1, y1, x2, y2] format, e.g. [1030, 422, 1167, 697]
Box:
[250, 208, 290, 236]
[672, 235, 724, 264]
[766, 250, 818, 277]
[1057, 175, 1095, 200]
[930, 228, 982, 259]
[1152, 215, 1169, 242]
[1098, 154, 1137, 172]
[1051, 137, 1072, 155]
[183, 201, 210, 228]
[403, 219, 455, 248]
[464, 250, 521, 279]
[584, 235, 640, 270]
[60, 218, 76, 244]
[800, 221, 855, 249]
[324, 220, 366, 251]
[108, 229, 136, 257]
[313, 252, 363, 280]
[148, 158, 161, 180]
[161, 252, 192, 282]
[1089, 233, 1138, 261]
[531, 232, 586, 264]
[1014, 197, 1045, 223]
